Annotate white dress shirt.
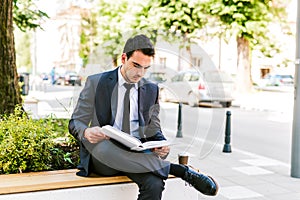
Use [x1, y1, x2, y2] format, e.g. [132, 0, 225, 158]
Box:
[113, 67, 140, 138]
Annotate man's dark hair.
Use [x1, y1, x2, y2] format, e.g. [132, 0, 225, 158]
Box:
[123, 34, 155, 59]
[126, 48, 155, 59]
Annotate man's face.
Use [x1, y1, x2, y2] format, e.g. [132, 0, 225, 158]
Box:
[121, 50, 152, 83]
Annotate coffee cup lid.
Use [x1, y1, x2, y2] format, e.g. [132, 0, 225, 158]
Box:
[178, 152, 189, 156]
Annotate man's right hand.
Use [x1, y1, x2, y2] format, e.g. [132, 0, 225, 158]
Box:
[83, 126, 110, 144]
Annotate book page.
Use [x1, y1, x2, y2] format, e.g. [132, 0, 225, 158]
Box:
[130, 140, 171, 151]
[101, 125, 171, 151]
[100, 125, 142, 149]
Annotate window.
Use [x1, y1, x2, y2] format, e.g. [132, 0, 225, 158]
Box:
[192, 57, 201, 67]
[183, 73, 192, 82]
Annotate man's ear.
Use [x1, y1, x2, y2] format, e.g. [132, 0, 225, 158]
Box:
[121, 53, 127, 64]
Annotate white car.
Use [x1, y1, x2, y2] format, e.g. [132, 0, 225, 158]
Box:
[159, 69, 235, 107]
[259, 74, 294, 87]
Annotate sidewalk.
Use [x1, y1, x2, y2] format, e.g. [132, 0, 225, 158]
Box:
[24, 89, 300, 199]
[231, 89, 294, 113]
[24, 89, 75, 119]
[164, 132, 300, 200]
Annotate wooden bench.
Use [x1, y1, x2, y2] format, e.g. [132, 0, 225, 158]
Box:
[0, 169, 197, 200]
[0, 169, 133, 195]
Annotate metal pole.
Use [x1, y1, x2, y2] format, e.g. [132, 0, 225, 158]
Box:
[223, 111, 232, 153]
[218, 34, 222, 69]
[32, 30, 37, 91]
[176, 102, 183, 138]
[291, 0, 300, 178]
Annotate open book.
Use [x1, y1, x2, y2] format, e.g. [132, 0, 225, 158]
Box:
[100, 125, 170, 151]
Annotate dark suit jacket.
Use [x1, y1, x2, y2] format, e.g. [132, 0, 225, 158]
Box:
[69, 67, 166, 176]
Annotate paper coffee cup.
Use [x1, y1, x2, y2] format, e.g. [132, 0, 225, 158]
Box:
[178, 153, 189, 165]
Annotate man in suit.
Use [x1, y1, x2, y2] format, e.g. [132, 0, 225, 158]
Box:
[69, 34, 218, 200]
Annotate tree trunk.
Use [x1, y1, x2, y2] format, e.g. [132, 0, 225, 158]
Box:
[0, 0, 22, 115]
[184, 33, 193, 68]
[236, 36, 253, 93]
[113, 54, 118, 67]
[186, 45, 193, 68]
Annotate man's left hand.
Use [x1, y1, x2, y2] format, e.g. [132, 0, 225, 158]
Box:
[152, 146, 170, 159]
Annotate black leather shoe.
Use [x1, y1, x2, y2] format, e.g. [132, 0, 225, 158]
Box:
[182, 166, 218, 196]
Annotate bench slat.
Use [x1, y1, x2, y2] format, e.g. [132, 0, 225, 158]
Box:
[0, 169, 132, 195]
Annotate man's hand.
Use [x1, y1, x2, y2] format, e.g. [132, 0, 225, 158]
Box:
[152, 146, 170, 159]
[83, 126, 110, 144]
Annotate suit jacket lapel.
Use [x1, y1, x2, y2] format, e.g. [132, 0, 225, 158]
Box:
[138, 79, 147, 125]
[138, 79, 147, 139]
[95, 68, 118, 126]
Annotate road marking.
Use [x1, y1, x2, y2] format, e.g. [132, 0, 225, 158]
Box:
[233, 166, 273, 175]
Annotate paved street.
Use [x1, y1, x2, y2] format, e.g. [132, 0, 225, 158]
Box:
[24, 85, 300, 199]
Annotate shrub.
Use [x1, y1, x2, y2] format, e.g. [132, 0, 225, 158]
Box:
[0, 106, 79, 174]
[49, 118, 79, 170]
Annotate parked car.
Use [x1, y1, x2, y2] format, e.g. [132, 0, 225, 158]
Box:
[56, 71, 82, 86]
[259, 74, 294, 87]
[145, 72, 167, 84]
[159, 69, 235, 107]
[40, 73, 49, 81]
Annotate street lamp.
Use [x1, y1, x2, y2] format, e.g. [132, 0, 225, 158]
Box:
[291, 0, 300, 178]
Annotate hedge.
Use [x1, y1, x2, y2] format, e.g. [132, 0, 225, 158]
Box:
[0, 106, 79, 174]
